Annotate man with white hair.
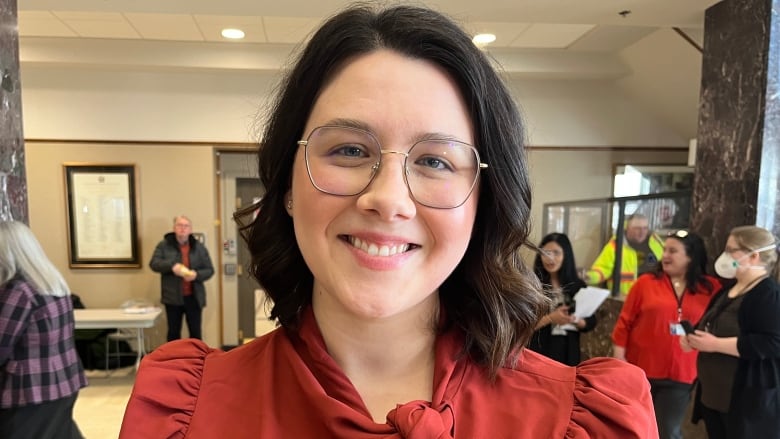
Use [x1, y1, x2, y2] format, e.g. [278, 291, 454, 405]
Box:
[150, 215, 214, 341]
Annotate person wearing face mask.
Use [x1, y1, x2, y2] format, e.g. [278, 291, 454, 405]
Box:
[528, 233, 595, 366]
[682, 225, 780, 438]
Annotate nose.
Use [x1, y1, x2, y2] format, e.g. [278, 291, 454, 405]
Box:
[355, 152, 416, 220]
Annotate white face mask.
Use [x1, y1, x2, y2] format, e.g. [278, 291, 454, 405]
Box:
[714, 244, 777, 279]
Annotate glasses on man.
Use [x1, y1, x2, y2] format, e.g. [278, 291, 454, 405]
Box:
[297, 125, 488, 209]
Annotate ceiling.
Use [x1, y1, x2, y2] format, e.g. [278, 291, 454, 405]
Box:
[14, 0, 719, 143]
[17, 0, 718, 52]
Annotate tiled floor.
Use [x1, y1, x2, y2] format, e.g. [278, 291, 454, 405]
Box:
[74, 368, 135, 439]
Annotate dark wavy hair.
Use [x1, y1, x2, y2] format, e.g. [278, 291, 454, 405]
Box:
[235, 3, 544, 378]
[534, 233, 582, 294]
[655, 231, 714, 293]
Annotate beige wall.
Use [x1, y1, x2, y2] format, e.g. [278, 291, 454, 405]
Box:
[19, 62, 692, 350]
[23, 141, 688, 352]
[26, 142, 218, 348]
[528, 148, 690, 242]
[525, 147, 689, 267]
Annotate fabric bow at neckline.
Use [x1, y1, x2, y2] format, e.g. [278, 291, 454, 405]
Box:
[387, 400, 455, 439]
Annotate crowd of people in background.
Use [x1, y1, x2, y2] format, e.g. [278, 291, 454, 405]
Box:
[528, 220, 780, 439]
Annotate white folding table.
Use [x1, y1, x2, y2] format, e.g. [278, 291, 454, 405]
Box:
[74, 308, 162, 371]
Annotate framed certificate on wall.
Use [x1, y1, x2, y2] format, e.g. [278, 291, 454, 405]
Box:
[63, 163, 141, 268]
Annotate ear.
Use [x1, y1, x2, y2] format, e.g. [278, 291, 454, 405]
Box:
[747, 250, 763, 264]
[285, 190, 293, 217]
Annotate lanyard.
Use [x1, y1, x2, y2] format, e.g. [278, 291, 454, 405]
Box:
[667, 275, 685, 322]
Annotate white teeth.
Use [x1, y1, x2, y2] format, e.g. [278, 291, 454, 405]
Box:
[349, 236, 409, 256]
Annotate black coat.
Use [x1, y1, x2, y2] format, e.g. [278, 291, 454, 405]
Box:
[149, 233, 214, 308]
[728, 278, 780, 437]
[527, 279, 596, 366]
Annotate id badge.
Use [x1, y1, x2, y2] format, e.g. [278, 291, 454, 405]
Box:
[669, 322, 685, 336]
[551, 325, 567, 336]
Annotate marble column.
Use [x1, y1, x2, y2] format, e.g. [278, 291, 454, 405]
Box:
[691, 0, 780, 253]
[0, 0, 27, 223]
[688, 2, 779, 438]
[580, 297, 622, 360]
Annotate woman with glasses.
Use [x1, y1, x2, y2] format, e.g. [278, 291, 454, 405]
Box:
[528, 233, 595, 366]
[684, 225, 780, 438]
[612, 230, 720, 439]
[121, 4, 656, 437]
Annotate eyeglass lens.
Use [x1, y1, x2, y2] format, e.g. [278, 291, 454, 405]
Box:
[303, 126, 482, 208]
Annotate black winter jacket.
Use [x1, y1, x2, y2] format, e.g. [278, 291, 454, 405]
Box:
[149, 232, 214, 308]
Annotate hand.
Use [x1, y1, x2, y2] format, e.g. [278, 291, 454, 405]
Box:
[183, 270, 197, 282]
[686, 330, 719, 352]
[612, 345, 626, 361]
[172, 263, 185, 276]
[548, 306, 571, 326]
[679, 335, 693, 352]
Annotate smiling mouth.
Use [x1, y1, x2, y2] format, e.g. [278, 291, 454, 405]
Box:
[343, 235, 417, 257]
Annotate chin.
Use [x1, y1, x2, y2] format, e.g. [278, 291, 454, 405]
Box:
[350, 302, 407, 320]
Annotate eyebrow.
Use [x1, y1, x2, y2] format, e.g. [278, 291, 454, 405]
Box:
[320, 118, 371, 131]
[318, 118, 472, 145]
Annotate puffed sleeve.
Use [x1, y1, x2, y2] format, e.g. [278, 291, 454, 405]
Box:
[567, 357, 658, 438]
[119, 339, 216, 439]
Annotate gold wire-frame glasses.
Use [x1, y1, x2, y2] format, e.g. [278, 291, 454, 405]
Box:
[297, 125, 488, 209]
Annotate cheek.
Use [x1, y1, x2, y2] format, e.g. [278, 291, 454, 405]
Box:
[429, 204, 478, 255]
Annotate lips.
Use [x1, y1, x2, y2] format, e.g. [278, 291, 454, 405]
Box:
[345, 235, 414, 256]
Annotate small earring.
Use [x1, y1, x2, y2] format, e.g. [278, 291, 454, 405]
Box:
[287, 199, 293, 210]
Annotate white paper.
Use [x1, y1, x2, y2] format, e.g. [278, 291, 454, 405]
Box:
[572, 286, 610, 319]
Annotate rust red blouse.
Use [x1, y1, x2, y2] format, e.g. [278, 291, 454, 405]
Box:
[120, 308, 657, 438]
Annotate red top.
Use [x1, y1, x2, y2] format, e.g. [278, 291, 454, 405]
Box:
[120, 308, 657, 438]
[612, 273, 721, 384]
[179, 243, 192, 296]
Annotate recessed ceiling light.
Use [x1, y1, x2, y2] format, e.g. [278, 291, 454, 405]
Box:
[221, 28, 245, 39]
[472, 33, 496, 45]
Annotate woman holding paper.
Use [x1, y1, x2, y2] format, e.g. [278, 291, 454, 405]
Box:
[612, 230, 720, 439]
[529, 233, 596, 366]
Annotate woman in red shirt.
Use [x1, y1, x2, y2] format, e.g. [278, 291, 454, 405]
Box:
[120, 4, 658, 438]
[613, 230, 720, 439]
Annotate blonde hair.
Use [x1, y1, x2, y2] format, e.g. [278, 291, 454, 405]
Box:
[0, 221, 70, 297]
[730, 225, 779, 279]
